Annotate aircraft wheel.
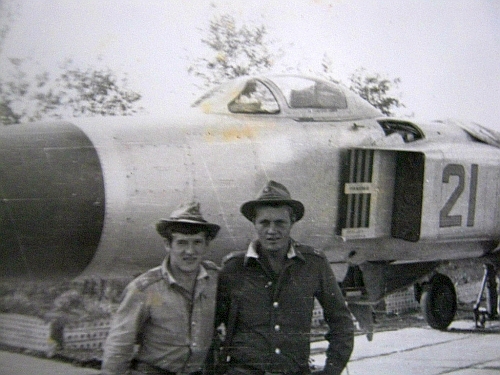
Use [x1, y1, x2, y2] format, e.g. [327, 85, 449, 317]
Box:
[421, 273, 457, 330]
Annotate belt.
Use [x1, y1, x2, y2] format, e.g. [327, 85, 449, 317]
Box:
[132, 360, 202, 375]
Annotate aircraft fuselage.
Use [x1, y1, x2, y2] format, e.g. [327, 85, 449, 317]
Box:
[1, 113, 499, 282]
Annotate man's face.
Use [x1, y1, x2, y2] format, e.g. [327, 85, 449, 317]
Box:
[168, 232, 209, 274]
[254, 205, 293, 253]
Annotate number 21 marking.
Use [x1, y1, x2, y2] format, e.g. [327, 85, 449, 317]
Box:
[439, 164, 478, 228]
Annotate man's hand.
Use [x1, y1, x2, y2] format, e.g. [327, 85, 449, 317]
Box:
[216, 323, 226, 342]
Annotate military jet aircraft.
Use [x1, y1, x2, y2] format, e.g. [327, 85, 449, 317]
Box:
[1, 74, 499, 334]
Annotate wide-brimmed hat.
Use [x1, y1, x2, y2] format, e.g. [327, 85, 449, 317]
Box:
[240, 180, 305, 222]
[156, 201, 220, 239]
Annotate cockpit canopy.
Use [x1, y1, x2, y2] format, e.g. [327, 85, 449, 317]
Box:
[193, 75, 382, 121]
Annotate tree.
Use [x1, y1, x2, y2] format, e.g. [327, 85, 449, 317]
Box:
[188, 13, 282, 89]
[318, 53, 341, 84]
[318, 56, 404, 116]
[0, 0, 19, 57]
[349, 67, 404, 116]
[0, 58, 144, 125]
[189, 17, 405, 116]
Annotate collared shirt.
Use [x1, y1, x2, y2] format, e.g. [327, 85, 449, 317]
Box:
[244, 240, 298, 260]
[216, 240, 354, 375]
[102, 257, 218, 375]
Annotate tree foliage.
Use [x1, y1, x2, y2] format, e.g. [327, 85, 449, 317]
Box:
[318, 55, 404, 116]
[349, 67, 404, 116]
[0, 58, 144, 125]
[0, 0, 18, 57]
[189, 18, 405, 116]
[318, 53, 341, 84]
[188, 14, 282, 89]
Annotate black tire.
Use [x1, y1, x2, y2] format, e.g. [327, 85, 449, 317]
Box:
[421, 273, 457, 330]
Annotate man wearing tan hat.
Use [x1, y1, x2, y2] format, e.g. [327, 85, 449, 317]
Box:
[216, 181, 354, 375]
[102, 202, 221, 375]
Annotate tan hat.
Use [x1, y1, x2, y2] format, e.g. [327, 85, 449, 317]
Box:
[240, 180, 305, 222]
[156, 201, 220, 239]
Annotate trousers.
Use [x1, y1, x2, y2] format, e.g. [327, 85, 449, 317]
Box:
[132, 360, 203, 375]
[224, 365, 305, 375]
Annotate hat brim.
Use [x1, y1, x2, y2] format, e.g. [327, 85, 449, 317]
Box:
[156, 219, 220, 239]
[240, 199, 305, 222]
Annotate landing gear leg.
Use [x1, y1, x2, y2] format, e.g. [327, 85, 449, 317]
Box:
[474, 264, 498, 327]
[486, 264, 498, 320]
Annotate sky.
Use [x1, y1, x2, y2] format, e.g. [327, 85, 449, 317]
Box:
[1, 0, 499, 130]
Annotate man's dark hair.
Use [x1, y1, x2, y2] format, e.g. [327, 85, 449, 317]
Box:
[162, 223, 211, 245]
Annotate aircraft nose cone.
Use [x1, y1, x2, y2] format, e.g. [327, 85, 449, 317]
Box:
[0, 122, 105, 279]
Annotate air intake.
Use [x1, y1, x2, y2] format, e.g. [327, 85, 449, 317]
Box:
[343, 149, 374, 229]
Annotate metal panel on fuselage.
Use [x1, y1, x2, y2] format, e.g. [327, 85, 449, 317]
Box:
[76, 115, 383, 276]
[420, 143, 500, 241]
[336, 142, 500, 265]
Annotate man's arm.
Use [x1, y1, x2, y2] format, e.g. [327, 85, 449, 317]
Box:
[101, 284, 147, 375]
[215, 269, 230, 329]
[215, 253, 244, 328]
[316, 257, 355, 375]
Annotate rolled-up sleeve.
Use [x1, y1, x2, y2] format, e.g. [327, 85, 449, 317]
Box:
[101, 285, 148, 375]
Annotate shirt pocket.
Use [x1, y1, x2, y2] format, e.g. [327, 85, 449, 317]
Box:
[147, 294, 189, 342]
[236, 274, 272, 327]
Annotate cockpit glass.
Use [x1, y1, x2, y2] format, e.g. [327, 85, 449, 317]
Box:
[271, 76, 348, 110]
[192, 75, 381, 119]
[228, 80, 280, 114]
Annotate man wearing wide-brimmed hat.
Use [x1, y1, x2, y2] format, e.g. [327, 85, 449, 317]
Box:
[216, 181, 354, 375]
[102, 202, 221, 375]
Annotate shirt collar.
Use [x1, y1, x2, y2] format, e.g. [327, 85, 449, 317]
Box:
[161, 256, 209, 285]
[244, 239, 304, 265]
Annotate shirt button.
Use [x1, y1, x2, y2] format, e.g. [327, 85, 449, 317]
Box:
[275, 348, 281, 355]
[274, 324, 280, 332]
[273, 302, 279, 308]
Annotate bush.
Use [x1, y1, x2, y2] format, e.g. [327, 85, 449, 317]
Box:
[0, 277, 130, 322]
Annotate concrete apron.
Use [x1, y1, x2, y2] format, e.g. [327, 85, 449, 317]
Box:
[310, 319, 500, 375]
